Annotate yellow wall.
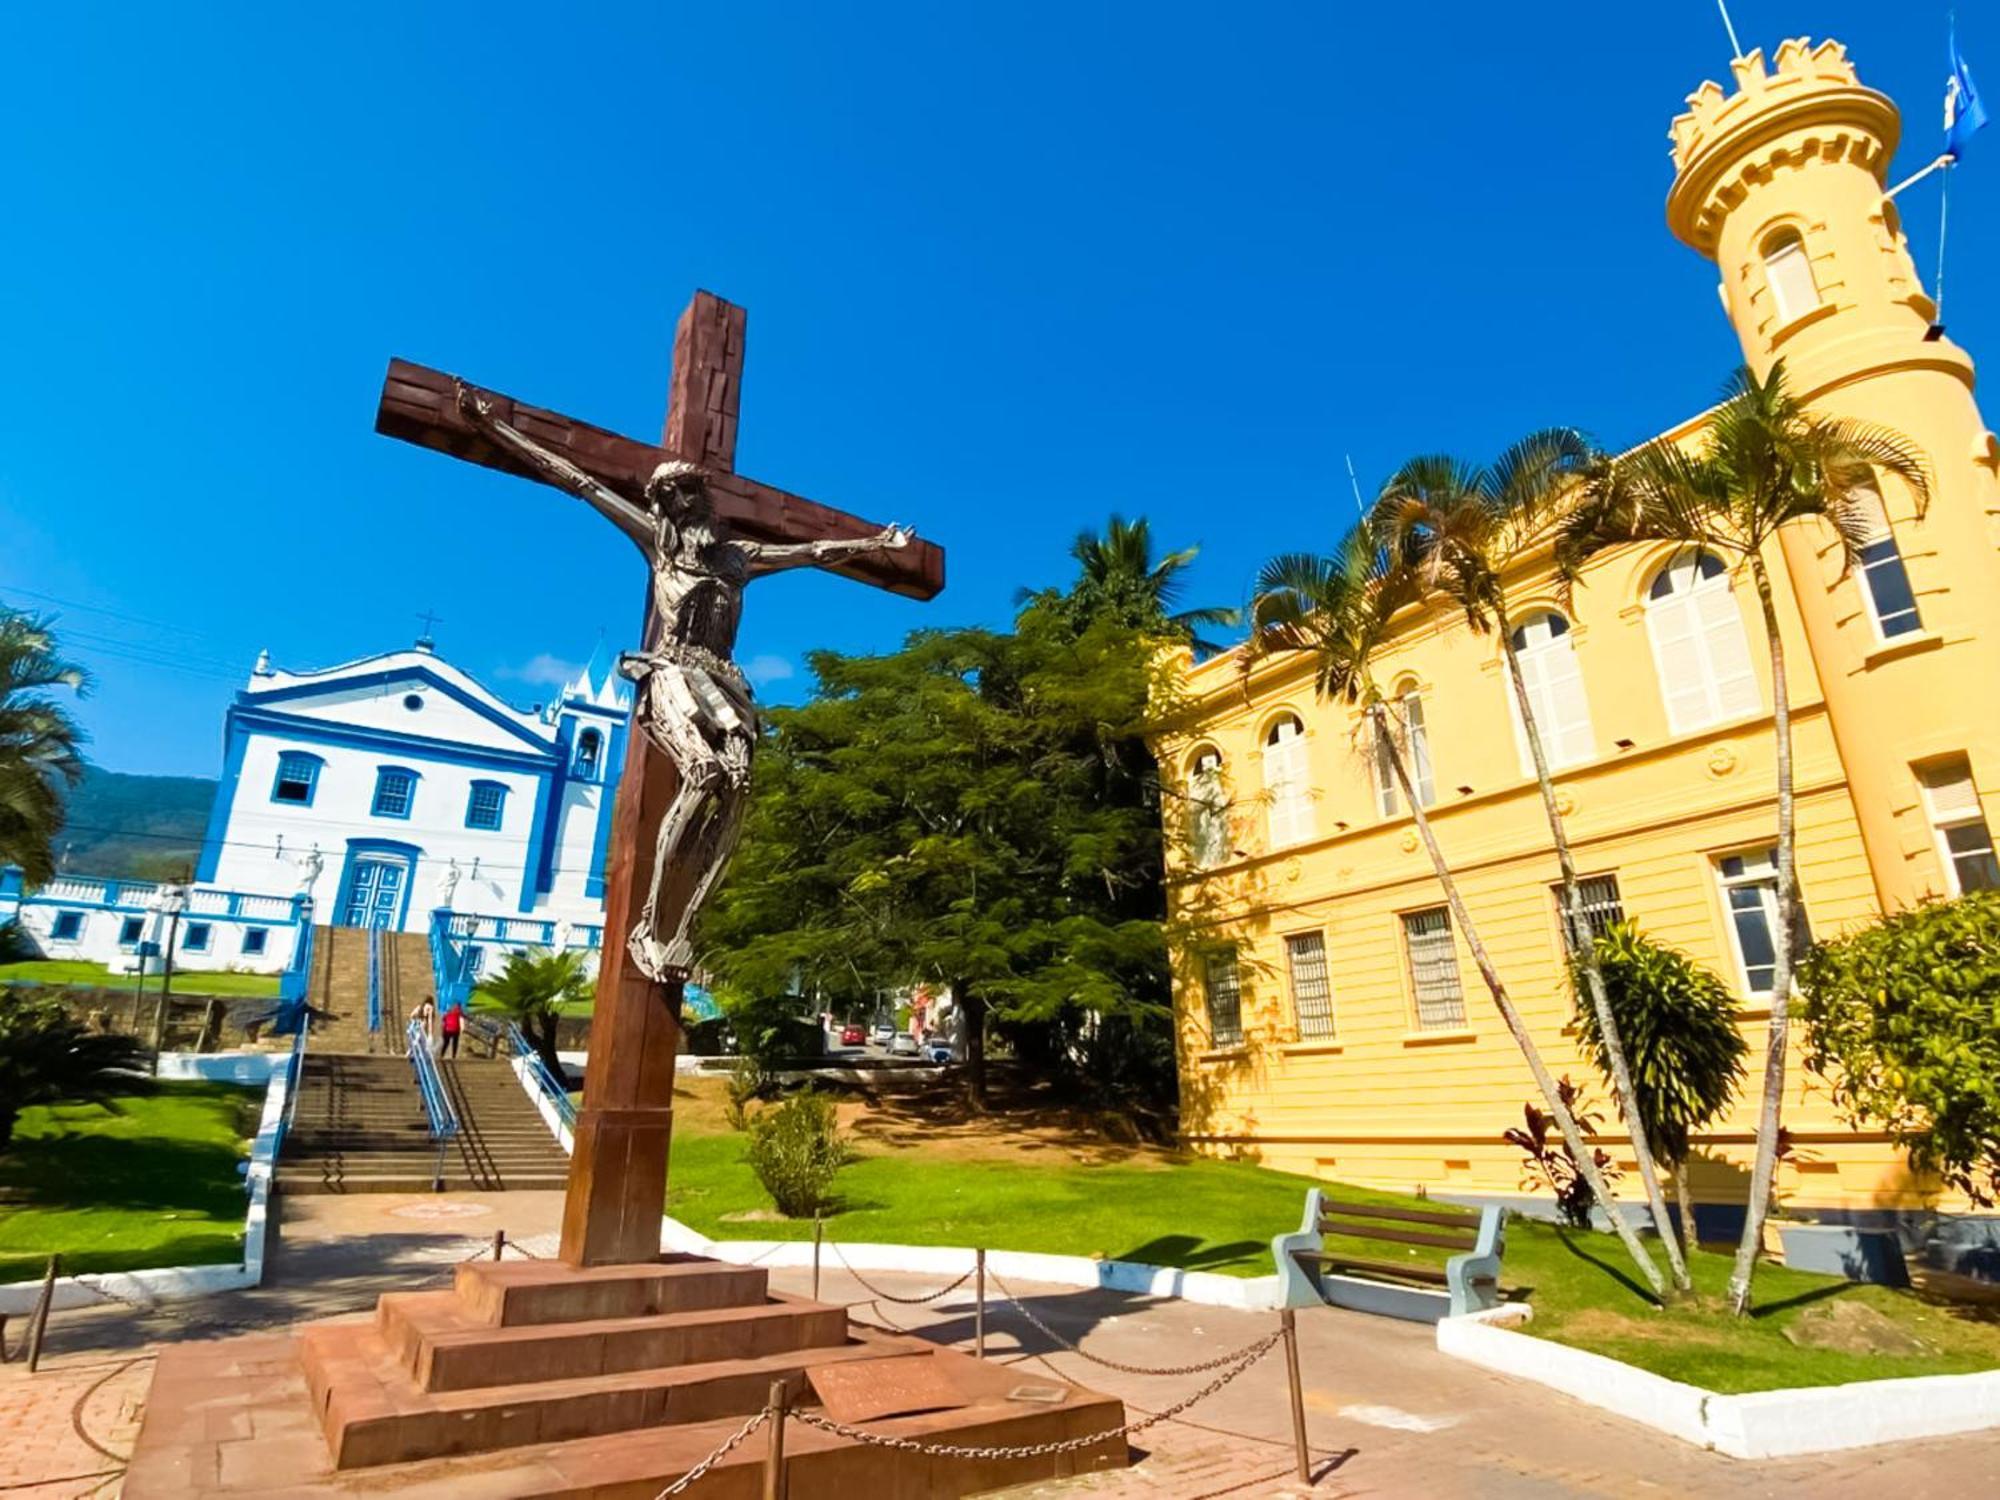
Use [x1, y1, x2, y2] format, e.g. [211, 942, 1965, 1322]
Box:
[1158, 39, 2000, 1218]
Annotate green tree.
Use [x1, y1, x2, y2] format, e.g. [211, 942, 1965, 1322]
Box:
[1245, 530, 1671, 1297]
[1799, 890, 2000, 1207]
[0, 609, 89, 887]
[1558, 361, 1929, 1313]
[470, 949, 588, 1079]
[0, 991, 148, 1150]
[1573, 922, 1748, 1259]
[1024, 514, 1238, 654]
[1373, 432, 1689, 1295]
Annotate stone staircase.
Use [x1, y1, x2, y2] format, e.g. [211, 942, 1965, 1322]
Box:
[303, 925, 437, 1054]
[276, 1054, 571, 1195]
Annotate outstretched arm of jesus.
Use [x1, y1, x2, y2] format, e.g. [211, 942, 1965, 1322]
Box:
[743, 525, 913, 577]
[455, 383, 652, 547]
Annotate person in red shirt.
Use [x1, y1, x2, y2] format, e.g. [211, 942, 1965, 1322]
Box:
[439, 1002, 462, 1059]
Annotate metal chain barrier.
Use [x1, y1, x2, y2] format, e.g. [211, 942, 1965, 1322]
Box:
[649, 1405, 770, 1498]
[824, 1237, 975, 1305]
[791, 1329, 1282, 1460]
[986, 1270, 1274, 1376]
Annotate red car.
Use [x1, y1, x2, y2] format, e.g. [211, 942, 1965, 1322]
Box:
[839, 1024, 866, 1047]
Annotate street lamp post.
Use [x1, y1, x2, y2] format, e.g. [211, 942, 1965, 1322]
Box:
[149, 883, 190, 1054]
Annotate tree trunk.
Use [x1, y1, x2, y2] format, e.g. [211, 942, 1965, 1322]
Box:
[1730, 554, 1798, 1316]
[958, 983, 987, 1109]
[1374, 702, 1667, 1299]
[1495, 611, 1690, 1295]
[1672, 1159, 1698, 1261]
[0, 1108, 14, 1153]
[529, 1015, 566, 1085]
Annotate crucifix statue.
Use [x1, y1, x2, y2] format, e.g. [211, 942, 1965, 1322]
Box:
[376, 291, 944, 1265]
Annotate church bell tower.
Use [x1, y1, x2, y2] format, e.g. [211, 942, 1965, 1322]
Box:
[1666, 38, 2000, 911]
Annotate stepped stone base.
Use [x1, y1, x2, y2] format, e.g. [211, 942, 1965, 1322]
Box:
[123, 1256, 1128, 1498]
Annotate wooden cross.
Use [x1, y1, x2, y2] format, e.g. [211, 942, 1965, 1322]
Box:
[375, 291, 944, 1266]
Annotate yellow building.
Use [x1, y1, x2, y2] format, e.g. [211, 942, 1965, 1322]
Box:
[1158, 39, 2000, 1245]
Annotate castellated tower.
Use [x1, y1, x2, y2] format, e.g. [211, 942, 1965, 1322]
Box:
[1668, 38, 2000, 911]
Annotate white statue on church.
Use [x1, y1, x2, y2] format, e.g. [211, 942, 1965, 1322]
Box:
[295, 844, 324, 899]
[552, 918, 573, 955]
[436, 859, 461, 909]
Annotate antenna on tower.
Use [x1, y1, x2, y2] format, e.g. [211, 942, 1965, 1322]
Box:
[1714, 1, 1743, 60]
[1344, 454, 1369, 523]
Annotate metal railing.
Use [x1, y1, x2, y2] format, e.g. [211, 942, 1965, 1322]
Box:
[366, 927, 384, 1033]
[274, 914, 316, 1033]
[274, 1011, 310, 1162]
[507, 1023, 577, 1130]
[405, 1015, 460, 1191]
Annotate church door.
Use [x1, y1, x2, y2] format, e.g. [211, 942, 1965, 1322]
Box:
[344, 858, 407, 929]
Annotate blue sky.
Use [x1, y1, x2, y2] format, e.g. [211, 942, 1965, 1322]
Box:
[1, 2, 1992, 778]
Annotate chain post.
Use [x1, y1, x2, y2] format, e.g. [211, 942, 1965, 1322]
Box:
[492, 1229, 506, 1261]
[974, 1249, 986, 1358]
[811, 1215, 822, 1301]
[25, 1254, 60, 1374]
[762, 1378, 790, 1500]
[1281, 1308, 1309, 1484]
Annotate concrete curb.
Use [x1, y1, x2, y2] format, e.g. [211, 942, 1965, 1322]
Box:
[658, 1218, 1283, 1311]
[1436, 1303, 2000, 1458]
[510, 1051, 575, 1155]
[0, 1059, 290, 1315]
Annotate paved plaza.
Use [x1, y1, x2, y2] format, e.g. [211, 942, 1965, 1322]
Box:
[2, 1191, 1995, 1498]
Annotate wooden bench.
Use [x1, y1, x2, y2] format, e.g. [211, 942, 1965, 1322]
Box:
[1273, 1188, 1506, 1324]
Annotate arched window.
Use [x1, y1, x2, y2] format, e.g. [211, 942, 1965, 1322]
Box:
[1507, 612, 1594, 772]
[1762, 227, 1820, 325]
[574, 728, 603, 779]
[1188, 747, 1229, 869]
[1263, 713, 1313, 848]
[1371, 690, 1436, 817]
[1645, 549, 1760, 733]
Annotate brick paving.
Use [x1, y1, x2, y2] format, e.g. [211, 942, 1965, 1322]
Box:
[3, 1193, 1996, 1499]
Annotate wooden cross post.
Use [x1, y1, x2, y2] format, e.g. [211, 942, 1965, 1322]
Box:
[375, 291, 944, 1266]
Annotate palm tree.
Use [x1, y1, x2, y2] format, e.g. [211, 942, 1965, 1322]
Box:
[471, 948, 590, 1080]
[1374, 433, 1690, 1294]
[1027, 514, 1238, 652]
[1246, 530, 1670, 1298]
[1556, 361, 1930, 1313]
[0, 609, 89, 888]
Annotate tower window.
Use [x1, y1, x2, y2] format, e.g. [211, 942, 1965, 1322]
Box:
[1762, 227, 1820, 325]
[574, 728, 603, 780]
[1714, 849, 1811, 998]
[271, 751, 323, 806]
[1850, 476, 1922, 640]
[1919, 758, 2000, 895]
[1263, 713, 1313, 849]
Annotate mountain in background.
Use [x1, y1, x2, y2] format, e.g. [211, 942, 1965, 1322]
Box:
[56, 765, 217, 881]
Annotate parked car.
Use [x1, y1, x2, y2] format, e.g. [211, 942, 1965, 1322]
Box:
[839, 1024, 866, 1047]
[925, 1042, 954, 1064]
[872, 1022, 896, 1046]
[888, 1032, 919, 1057]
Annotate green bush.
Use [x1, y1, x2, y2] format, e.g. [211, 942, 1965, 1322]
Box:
[0, 990, 149, 1150]
[1799, 890, 2000, 1206]
[743, 1089, 850, 1217]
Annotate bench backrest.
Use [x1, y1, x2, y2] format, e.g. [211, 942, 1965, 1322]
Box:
[1319, 1198, 1482, 1254]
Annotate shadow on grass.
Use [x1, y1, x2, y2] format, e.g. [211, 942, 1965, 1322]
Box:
[1554, 1227, 1664, 1309]
[0, 1135, 250, 1218]
[1115, 1233, 1266, 1273]
[1747, 1281, 1854, 1320]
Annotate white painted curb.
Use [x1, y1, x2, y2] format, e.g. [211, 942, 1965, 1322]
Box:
[658, 1217, 1282, 1311]
[510, 1052, 575, 1155]
[1437, 1303, 2000, 1458]
[0, 1062, 290, 1316]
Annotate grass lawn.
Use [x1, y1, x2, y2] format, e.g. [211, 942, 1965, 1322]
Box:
[665, 1078, 2000, 1393]
[0, 959, 279, 998]
[0, 1082, 262, 1280]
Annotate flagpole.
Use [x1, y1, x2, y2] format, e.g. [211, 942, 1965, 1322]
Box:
[1935, 158, 1953, 326]
[1715, 1, 1743, 59]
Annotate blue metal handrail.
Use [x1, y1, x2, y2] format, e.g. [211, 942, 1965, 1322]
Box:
[405, 1015, 460, 1191]
[366, 927, 384, 1033]
[507, 1023, 577, 1130]
[271, 1011, 310, 1170]
[271, 903, 317, 1034]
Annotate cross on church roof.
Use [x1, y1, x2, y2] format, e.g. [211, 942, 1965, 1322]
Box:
[415, 608, 444, 651]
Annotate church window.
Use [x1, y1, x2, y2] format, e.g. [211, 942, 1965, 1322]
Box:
[1919, 758, 2000, 896]
[1506, 612, 1595, 772]
[1850, 476, 1922, 640]
[1202, 949, 1243, 1048]
[1645, 549, 1759, 733]
[1188, 746, 1229, 869]
[575, 729, 603, 780]
[372, 767, 417, 819]
[465, 780, 507, 831]
[51, 911, 83, 941]
[1263, 713, 1313, 848]
[183, 922, 212, 953]
[242, 927, 269, 956]
[1762, 227, 1820, 325]
[271, 751, 323, 807]
[402, 693, 424, 712]
[119, 917, 144, 948]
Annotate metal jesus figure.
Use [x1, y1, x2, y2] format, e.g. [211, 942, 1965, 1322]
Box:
[456, 386, 912, 982]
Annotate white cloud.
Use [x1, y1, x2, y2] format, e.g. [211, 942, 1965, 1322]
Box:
[498, 652, 583, 687]
[744, 654, 794, 686]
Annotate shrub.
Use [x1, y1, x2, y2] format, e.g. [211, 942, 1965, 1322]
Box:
[0, 920, 32, 963]
[1799, 890, 2000, 1206]
[743, 1088, 850, 1217]
[724, 1054, 768, 1132]
[1503, 1076, 1621, 1229]
[0, 990, 149, 1150]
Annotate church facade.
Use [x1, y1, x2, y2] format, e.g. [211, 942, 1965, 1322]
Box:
[199, 638, 631, 937]
[1155, 40, 2000, 1251]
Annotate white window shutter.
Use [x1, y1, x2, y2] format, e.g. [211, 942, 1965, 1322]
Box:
[1648, 595, 1712, 734]
[1696, 580, 1760, 720]
[1546, 641, 1595, 765]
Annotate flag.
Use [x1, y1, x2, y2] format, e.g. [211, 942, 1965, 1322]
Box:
[1947, 26, 1988, 157]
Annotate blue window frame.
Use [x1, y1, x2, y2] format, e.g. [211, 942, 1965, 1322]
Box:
[372, 767, 417, 819]
[242, 927, 269, 956]
[464, 945, 486, 979]
[271, 751, 324, 806]
[51, 910, 83, 941]
[119, 916, 144, 948]
[183, 922, 213, 953]
[466, 780, 507, 831]
[574, 728, 603, 781]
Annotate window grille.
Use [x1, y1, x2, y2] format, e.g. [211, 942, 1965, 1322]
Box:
[1203, 950, 1243, 1047]
[1285, 931, 1335, 1040]
[373, 769, 415, 818]
[1553, 873, 1625, 946]
[467, 782, 506, 830]
[273, 751, 320, 805]
[1401, 907, 1466, 1029]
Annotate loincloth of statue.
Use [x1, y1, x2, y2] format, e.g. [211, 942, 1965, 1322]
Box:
[620, 643, 756, 789]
